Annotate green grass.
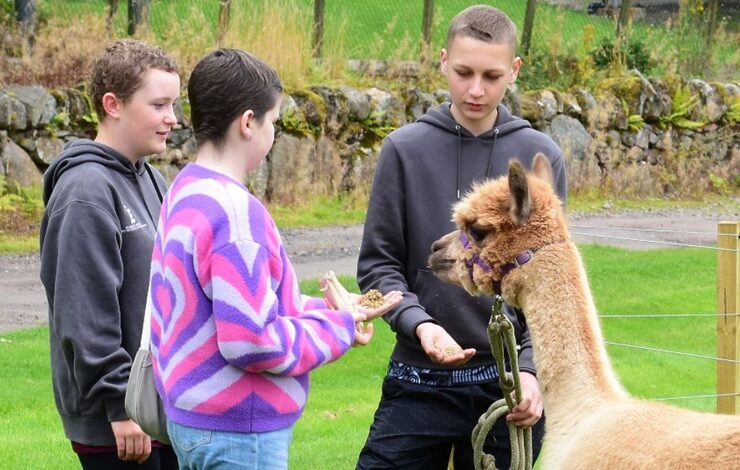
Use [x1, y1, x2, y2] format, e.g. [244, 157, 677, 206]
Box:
[266, 195, 368, 229]
[566, 193, 740, 214]
[580, 245, 718, 412]
[0, 233, 38, 253]
[0, 248, 725, 468]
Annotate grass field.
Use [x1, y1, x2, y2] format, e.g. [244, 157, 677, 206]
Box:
[0, 245, 723, 468]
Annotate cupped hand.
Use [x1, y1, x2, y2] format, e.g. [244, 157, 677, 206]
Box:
[352, 321, 375, 347]
[353, 290, 403, 321]
[111, 419, 152, 463]
[415, 322, 476, 366]
[506, 372, 543, 428]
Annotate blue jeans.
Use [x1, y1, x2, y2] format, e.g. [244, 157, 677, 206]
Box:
[167, 420, 294, 470]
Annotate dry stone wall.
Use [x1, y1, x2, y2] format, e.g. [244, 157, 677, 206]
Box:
[1, 71, 737, 202]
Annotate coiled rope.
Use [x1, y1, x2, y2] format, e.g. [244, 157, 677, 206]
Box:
[471, 295, 533, 470]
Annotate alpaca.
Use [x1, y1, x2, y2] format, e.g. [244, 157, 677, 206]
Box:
[427, 154, 740, 470]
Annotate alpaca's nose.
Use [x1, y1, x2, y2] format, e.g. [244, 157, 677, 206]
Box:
[431, 238, 445, 253]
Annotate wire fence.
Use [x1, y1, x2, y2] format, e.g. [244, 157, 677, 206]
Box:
[7, 0, 740, 85]
[571, 219, 740, 408]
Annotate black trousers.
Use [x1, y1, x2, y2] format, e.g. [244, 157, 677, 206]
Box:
[356, 375, 545, 470]
[77, 445, 179, 470]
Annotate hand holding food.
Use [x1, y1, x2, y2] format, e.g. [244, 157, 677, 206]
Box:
[320, 271, 403, 346]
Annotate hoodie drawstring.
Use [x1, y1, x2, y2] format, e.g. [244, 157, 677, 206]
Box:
[456, 125, 462, 200]
[455, 127, 499, 201]
[485, 128, 499, 179]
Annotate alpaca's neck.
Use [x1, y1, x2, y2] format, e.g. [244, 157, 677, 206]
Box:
[506, 242, 627, 423]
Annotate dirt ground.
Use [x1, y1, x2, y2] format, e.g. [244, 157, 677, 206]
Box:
[1, 206, 737, 334]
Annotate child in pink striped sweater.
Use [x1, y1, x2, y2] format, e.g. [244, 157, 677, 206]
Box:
[149, 48, 401, 469]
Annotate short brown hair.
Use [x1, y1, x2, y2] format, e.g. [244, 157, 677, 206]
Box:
[188, 48, 283, 149]
[89, 39, 179, 120]
[447, 5, 517, 50]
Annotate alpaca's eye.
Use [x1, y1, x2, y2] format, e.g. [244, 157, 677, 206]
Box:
[469, 227, 488, 243]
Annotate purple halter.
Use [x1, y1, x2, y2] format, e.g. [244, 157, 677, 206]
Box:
[459, 231, 536, 290]
[459, 231, 492, 282]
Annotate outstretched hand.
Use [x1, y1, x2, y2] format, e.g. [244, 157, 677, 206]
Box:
[416, 322, 476, 366]
[349, 290, 403, 347]
[352, 290, 403, 321]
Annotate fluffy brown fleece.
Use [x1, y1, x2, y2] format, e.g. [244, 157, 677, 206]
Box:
[428, 154, 740, 469]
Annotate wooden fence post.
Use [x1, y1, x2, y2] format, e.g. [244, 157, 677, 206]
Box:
[420, 0, 434, 65]
[312, 0, 325, 59]
[520, 0, 537, 57]
[717, 221, 740, 415]
[217, 0, 232, 47]
[127, 0, 150, 36]
[615, 0, 633, 42]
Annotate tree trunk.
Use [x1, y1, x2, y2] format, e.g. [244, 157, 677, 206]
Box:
[312, 0, 325, 59]
[217, 0, 232, 47]
[14, 0, 36, 52]
[127, 0, 150, 36]
[615, 0, 633, 41]
[420, 0, 434, 65]
[521, 0, 537, 56]
[703, 0, 719, 71]
[106, 0, 119, 34]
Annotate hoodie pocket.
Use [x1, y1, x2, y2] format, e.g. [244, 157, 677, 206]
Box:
[414, 268, 491, 348]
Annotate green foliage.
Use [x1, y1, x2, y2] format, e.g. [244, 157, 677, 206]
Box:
[627, 113, 645, 132]
[621, 98, 645, 131]
[0, 176, 44, 242]
[707, 173, 733, 196]
[722, 96, 740, 125]
[0, 0, 13, 22]
[0, 176, 43, 216]
[278, 106, 318, 138]
[362, 110, 396, 141]
[659, 84, 705, 129]
[590, 38, 653, 73]
[45, 111, 70, 136]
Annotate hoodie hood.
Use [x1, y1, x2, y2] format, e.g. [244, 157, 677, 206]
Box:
[43, 139, 147, 204]
[418, 102, 531, 138]
[419, 103, 532, 199]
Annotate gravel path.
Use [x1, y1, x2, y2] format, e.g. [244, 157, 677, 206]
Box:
[1, 206, 737, 333]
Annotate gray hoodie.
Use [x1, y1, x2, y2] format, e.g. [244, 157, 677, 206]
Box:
[357, 103, 567, 373]
[39, 139, 166, 446]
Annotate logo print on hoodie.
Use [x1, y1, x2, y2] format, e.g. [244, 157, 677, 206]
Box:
[122, 203, 147, 233]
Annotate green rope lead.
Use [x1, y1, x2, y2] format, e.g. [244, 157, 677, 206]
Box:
[471, 295, 533, 470]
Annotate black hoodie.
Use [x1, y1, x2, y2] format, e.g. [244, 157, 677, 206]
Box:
[39, 139, 167, 446]
[357, 103, 567, 372]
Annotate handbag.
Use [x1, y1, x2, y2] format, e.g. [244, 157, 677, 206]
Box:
[125, 288, 170, 444]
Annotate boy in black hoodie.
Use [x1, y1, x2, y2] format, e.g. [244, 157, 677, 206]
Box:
[356, 5, 567, 469]
[39, 40, 179, 469]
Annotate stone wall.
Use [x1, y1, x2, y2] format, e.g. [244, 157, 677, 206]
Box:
[1, 71, 738, 203]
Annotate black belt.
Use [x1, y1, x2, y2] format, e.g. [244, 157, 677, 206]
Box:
[387, 360, 499, 387]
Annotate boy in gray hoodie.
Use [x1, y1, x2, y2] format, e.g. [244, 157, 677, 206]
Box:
[39, 40, 179, 469]
[356, 5, 567, 469]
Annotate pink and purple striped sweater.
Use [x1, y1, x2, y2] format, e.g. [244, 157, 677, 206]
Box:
[150, 163, 357, 433]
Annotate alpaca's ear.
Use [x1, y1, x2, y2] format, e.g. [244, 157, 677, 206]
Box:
[532, 153, 554, 188]
[508, 160, 531, 226]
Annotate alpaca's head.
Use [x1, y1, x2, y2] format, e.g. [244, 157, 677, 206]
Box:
[428, 153, 568, 296]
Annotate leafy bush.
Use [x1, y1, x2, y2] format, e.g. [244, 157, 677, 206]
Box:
[590, 38, 653, 73]
[0, 176, 43, 235]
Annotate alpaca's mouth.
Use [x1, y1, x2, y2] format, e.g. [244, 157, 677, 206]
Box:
[427, 251, 456, 283]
